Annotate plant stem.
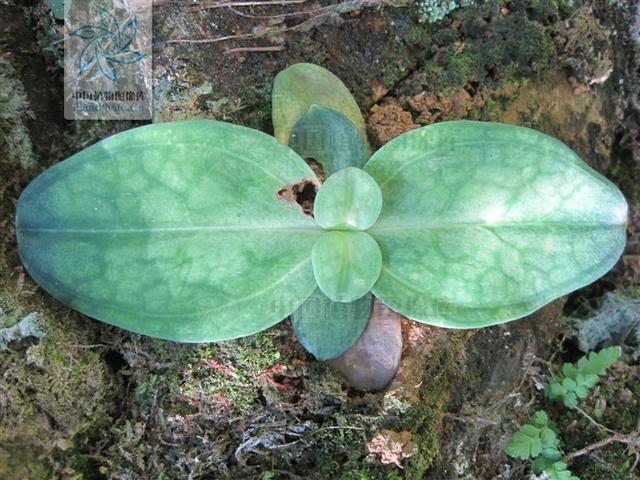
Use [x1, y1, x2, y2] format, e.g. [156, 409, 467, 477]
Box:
[564, 432, 640, 462]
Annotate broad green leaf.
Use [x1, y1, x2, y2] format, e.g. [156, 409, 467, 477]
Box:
[272, 63, 368, 149]
[314, 167, 382, 231]
[292, 289, 372, 360]
[365, 121, 628, 328]
[16, 120, 323, 342]
[289, 106, 368, 175]
[312, 231, 382, 303]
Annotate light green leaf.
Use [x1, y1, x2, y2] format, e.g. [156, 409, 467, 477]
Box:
[312, 231, 382, 303]
[365, 121, 628, 328]
[541, 446, 563, 462]
[574, 384, 589, 399]
[582, 346, 622, 375]
[562, 363, 578, 379]
[289, 106, 368, 175]
[506, 424, 542, 460]
[563, 393, 578, 409]
[292, 289, 372, 360]
[272, 63, 368, 149]
[532, 455, 554, 474]
[540, 427, 558, 447]
[548, 346, 622, 407]
[17, 120, 323, 342]
[314, 167, 382, 231]
[532, 410, 550, 428]
[543, 461, 580, 480]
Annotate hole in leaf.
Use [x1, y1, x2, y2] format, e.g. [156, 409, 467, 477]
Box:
[277, 178, 318, 217]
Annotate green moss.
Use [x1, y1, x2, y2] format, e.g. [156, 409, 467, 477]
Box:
[579, 443, 636, 480]
[402, 0, 561, 98]
[0, 55, 35, 169]
[400, 405, 440, 478]
[176, 330, 286, 413]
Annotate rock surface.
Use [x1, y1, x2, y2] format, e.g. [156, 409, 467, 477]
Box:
[328, 299, 403, 392]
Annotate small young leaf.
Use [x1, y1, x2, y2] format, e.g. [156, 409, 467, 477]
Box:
[312, 231, 382, 303]
[541, 446, 563, 462]
[539, 427, 557, 446]
[365, 122, 627, 328]
[574, 384, 589, 399]
[547, 347, 621, 408]
[292, 289, 372, 360]
[17, 121, 322, 342]
[531, 410, 550, 428]
[272, 63, 368, 149]
[563, 392, 578, 409]
[314, 167, 382, 231]
[507, 412, 563, 468]
[543, 461, 580, 480]
[506, 424, 542, 460]
[532, 455, 553, 474]
[289, 106, 368, 175]
[548, 382, 565, 397]
[562, 363, 578, 379]
[577, 348, 621, 376]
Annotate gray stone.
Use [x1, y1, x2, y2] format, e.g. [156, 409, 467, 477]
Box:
[328, 299, 403, 391]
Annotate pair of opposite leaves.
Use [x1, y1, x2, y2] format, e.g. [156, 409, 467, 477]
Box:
[16, 68, 628, 357]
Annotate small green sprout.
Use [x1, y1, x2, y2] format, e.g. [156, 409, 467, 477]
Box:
[506, 411, 577, 479]
[506, 347, 623, 479]
[15, 64, 628, 364]
[546, 346, 622, 408]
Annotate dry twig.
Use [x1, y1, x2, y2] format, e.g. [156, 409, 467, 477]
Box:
[564, 432, 640, 463]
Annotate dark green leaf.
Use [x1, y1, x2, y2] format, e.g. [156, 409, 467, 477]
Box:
[292, 289, 372, 360]
[289, 106, 368, 175]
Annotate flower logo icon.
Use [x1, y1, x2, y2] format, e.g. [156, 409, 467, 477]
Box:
[69, 7, 144, 82]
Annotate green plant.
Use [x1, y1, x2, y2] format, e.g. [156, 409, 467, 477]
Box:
[506, 411, 574, 478]
[15, 64, 628, 363]
[506, 347, 623, 479]
[546, 346, 622, 408]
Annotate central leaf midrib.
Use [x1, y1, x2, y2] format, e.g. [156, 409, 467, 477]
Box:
[369, 220, 625, 232]
[18, 224, 322, 234]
